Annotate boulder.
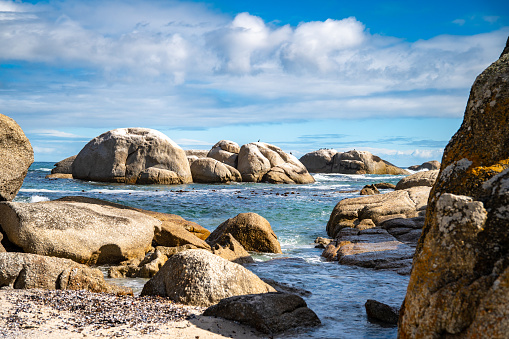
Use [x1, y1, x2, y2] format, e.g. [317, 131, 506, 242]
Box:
[0, 252, 132, 295]
[207, 140, 240, 168]
[331, 150, 409, 175]
[207, 213, 282, 254]
[72, 128, 192, 184]
[374, 182, 396, 190]
[360, 184, 380, 195]
[399, 39, 509, 338]
[184, 149, 209, 158]
[190, 158, 242, 183]
[0, 114, 34, 201]
[153, 221, 210, 249]
[51, 155, 76, 174]
[327, 186, 430, 239]
[45, 173, 73, 179]
[203, 292, 321, 334]
[395, 170, 439, 190]
[210, 233, 254, 264]
[0, 199, 157, 265]
[365, 299, 399, 325]
[407, 160, 441, 172]
[299, 149, 338, 173]
[140, 249, 275, 306]
[237, 142, 315, 184]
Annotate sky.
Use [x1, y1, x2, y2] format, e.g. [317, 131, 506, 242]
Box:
[1, 0, 508, 166]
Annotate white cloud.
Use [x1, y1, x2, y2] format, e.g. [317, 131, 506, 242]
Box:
[31, 129, 83, 138]
[453, 19, 466, 26]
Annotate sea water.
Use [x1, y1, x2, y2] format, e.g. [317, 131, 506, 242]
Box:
[15, 163, 411, 338]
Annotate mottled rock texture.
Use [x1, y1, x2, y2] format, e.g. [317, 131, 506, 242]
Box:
[0, 252, 132, 295]
[207, 213, 282, 254]
[140, 249, 275, 306]
[395, 170, 439, 190]
[72, 128, 192, 184]
[0, 114, 34, 201]
[209, 233, 254, 264]
[207, 140, 240, 168]
[399, 39, 509, 338]
[204, 292, 321, 334]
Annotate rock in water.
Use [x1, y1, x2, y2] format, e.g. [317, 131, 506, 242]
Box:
[203, 292, 321, 334]
[0, 200, 157, 265]
[207, 213, 282, 254]
[190, 157, 242, 183]
[51, 155, 76, 174]
[72, 128, 192, 184]
[299, 149, 338, 173]
[399, 38, 509, 338]
[407, 160, 440, 171]
[209, 233, 255, 264]
[395, 170, 438, 190]
[0, 114, 34, 201]
[140, 249, 275, 306]
[237, 142, 314, 184]
[365, 299, 399, 325]
[0, 252, 132, 295]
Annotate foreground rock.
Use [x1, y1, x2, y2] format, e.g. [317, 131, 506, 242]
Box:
[365, 299, 399, 325]
[407, 160, 440, 171]
[51, 155, 76, 174]
[0, 199, 157, 265]
[399, 39, 509, 337]
[395, 170, 438, 190]
[0, 252, 131, 295]
[0, 114, 34, 201]
[238, 142, 315, 184]
[207, 213, 282, 254]
[72, 128, 192, 184]
[190, 157, 241, 183]
[141, 250, 275, 306]
[207, 140, 240, 168]
[300, 149, 408, 175]
[204, 292, 321, 334]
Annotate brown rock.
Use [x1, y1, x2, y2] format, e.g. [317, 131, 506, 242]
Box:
[153, 221, 210, 249]
[51, 155, 76, 174]
[395, 170, 439, 190]
[210, 233, 254, 264]
[45, 173, 73, 179]
[360, 184, 380, 195]
[190, 157, 241, 183]
[331, 150, 409, 175]
[0, 114, 34, 201]
[207, 213, 282, 254]
[407, 160, 441, 172]
[299, 149, 338, 173]
[207, 140, 240, 168]
[399, 39, 509, 338]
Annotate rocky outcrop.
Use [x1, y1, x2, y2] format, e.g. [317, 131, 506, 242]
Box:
[399, 39, 509, 338]
[203, 292, 321, 334]
[327, 186, 430, 239]
[0, 114, 34, 201]
[0, 199, 157, 265]
[72, 128, 192, 185]
[207, 213, 282, 254]
[209, 233, 254, 264]
[207, 140, 240, 168]
[238, 142, 315, 184]
[360, 184, 380, 195]
[45, 173, 73, 179]
[185, 149, 208, 158]
[395, 170, 439, 190]
[190, 158, 242, 183]
[140, 250, 275, 306]
[0, 252, 132, 295]
[51, 155, 76, 174]
[407, 160, 440, 172]
[153, 220, 210, 249]
[299, 149, 337, 173]
[365, 299, 399, 325]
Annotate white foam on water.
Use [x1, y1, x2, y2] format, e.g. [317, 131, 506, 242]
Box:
[29, 195, 50, 203]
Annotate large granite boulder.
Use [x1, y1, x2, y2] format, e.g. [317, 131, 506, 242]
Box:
[140, 249, 275, 306]
[0, 252, 132, 295]
[207, 213, 282, 254]
[207, 140, 240, 168]
[72, 128, 192, 184]
[210, 233, 255, 264]
[185, 149, 208, 157]
[395, 170, 439, 190]
[327, 186, 430, 239]
[238, 142, 314, 184]
[399, 38, 509, 338]
[204, 292, 321, 334]
[0, 114, 34, 201]
[299, 149, 337, 173]
[190, 157, 242, 183]
[51, 155, 76, 174]
[0, 199, 158, 265]
[407, 160, 440, 172]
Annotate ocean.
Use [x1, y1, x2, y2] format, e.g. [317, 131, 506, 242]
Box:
[15, 162, 411, 338]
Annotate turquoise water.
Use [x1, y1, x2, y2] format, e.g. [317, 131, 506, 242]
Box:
[16, 163, 410, 338]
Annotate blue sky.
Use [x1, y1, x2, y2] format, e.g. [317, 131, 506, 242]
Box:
[1, 0, 508, 166]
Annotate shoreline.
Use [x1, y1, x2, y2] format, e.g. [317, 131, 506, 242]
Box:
[0, 289, 265, 339]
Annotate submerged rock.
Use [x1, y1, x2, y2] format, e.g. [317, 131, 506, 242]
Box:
[207, 213, 282, 254]
[399, 38, 509, 338]
[0, 252, 132, 295]
[72, 128, 192, 185]
[141, 249, 275, 306]
[0, 114, 34, 201]
[203, 292, 321, 334]
[365, 299, 399, 325]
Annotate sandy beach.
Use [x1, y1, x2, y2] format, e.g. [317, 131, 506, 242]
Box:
[0, 289, 265, 339]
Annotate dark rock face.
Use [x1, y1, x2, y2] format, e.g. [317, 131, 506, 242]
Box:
[399, 38, 509, 338]
[203, 292, 321, 334]
[0, 114, 34, 201]
[365, 299, 399, 325]
[360, 184, 380, 195]
[51, 155, 76, 174]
